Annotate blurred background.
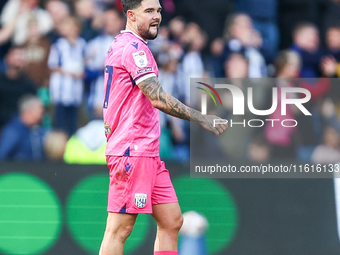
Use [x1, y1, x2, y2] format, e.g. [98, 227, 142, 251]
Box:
[1, 0, 340, 254]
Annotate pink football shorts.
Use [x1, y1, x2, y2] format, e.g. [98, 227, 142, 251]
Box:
[106, 155, 178, 214]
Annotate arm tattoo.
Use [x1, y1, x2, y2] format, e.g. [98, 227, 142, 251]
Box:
[138, 77, 203, 122]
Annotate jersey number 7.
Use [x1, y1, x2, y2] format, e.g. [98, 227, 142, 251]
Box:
[103, 65, 113, 109]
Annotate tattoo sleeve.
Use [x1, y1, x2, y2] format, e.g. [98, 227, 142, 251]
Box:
[138, 76, 203, 123]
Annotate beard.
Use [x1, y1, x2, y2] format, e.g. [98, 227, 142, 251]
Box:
[137, 24, 159, 40]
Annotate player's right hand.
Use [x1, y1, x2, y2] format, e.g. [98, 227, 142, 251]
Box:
[199, 115, 228, 136]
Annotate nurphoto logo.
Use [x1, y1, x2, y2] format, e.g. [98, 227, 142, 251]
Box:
[196, 82, 312, 128]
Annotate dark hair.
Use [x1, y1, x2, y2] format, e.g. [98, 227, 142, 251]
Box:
[122, 0, 143, 15]
[327, 21, 340, 31]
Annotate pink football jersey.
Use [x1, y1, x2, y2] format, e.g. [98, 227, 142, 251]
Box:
[103, 30, 160, 157]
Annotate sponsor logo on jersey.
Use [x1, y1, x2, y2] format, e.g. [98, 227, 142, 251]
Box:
[134, 193, 147, 208]
[137, 67, 152, 74]
[131, 42, 139, 49]
[133, 51, 148, 68]
[124, 162, 132, 172]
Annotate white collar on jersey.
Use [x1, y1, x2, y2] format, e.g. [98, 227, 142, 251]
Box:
[120, 30, 148, 44]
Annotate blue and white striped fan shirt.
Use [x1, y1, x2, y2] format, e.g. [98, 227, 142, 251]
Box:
[48, 37, 87, 106]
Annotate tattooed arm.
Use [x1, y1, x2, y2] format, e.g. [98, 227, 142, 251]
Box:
[138, 76, 228, 136]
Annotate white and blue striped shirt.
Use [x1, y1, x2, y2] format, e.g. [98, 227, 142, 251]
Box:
[48, 37, 87, 106]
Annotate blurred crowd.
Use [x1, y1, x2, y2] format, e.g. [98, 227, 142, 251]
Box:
[0, 0, 340, 164]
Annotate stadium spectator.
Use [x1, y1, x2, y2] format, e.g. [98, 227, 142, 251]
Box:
[221, 53, 268, 160]
[288, 23, 338, 161]
[180, 22, 207, 105]
[160, 58, 188, 161]
[0, 0, 53, 46]
[311, 126, 340, 164]
[0, 95, 45, 161]
[321, 25, 340, 118]
[224, 52, 268, 107]
[247, 134, 271, 163]
[149, 25, 184, 71]
[264, 50, 300, 159]
[44, 119, 106, 164]
[224, 52, 249, 79]
[211, 13, 267, 78]
[208, 37, 224, 77]
[45, 0, 71, 43]
[326, 24, 340, 62]
[63, 119, 106, 164]
[0, 0, 25, 46]
[321, 98, 340, 134]
[23, 17, 51, 88]
[44, 130, 69, 161]
[74, 0, 102, 41]
[168, 16, 186, 45]
[290, 22, 325, 78]
[85, 8, 125, 119]
[48, 16, 86, 136]
[0, 0, 28, 71]
[219, 53, 241, 160]
[236, 0, 279, 63]
[0, 46, 37, 130]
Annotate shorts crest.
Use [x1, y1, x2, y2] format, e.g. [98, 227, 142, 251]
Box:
[134, 193, 147, 208]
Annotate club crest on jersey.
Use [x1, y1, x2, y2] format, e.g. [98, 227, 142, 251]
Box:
[133, 51, 148, 68]
[134, 193, 147, 208]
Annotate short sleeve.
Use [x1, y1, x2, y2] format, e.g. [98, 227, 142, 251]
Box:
[121, 42, 157, 85]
